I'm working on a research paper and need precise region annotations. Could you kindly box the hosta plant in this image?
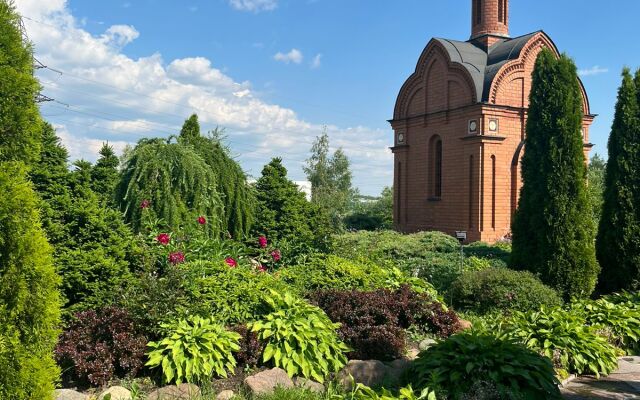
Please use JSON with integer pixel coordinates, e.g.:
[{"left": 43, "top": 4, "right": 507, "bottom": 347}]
[
  {"left": 249, "top": 291, "right": 349, "bottom": 382},
  {"left": 146, "top": 316, "right": 240, "bottom": 384},
  {"left": 410, "top": 332, "right": 561, "bottom": 399},
  {"left": 344, "top": 384, "right": 437, "bottom": 400},
  {"left": 570, "top": 298, "right": 640, "bottom": 353},
  {"left": 493, "top": 307, "right": 618, "bottom": 377}
]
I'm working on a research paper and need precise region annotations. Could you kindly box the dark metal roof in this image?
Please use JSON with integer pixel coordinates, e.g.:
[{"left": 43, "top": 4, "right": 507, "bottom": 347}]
[{"left": 433, "top": 31, "right": 542, "bottom": 102}]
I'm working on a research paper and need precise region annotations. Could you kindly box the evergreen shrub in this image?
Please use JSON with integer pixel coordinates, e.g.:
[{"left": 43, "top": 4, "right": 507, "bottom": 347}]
[
  {"left": 55, "top": 307, "right": 147, "bottom": 387},
  {"left": 0, "top": 162, "right": 61, "bottom": 399},
  {"left": 448, "top": 268, "right": 562, "bottom": 314}
]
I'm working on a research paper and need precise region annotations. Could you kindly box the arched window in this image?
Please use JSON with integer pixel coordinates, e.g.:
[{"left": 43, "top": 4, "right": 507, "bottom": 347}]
[
  {"left": 491, "top": 155, "right": 496, "bottom": 229},
  {"left": 499, "top": 0, "right": 507, "bottom": 23},
  {"left": 429, "top": 135, "right": 443, "bottom": 199}
]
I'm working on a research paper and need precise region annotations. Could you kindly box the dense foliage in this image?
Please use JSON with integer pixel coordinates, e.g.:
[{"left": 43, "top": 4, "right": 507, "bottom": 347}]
[
  {"left": 0, "top": 0, "right": 42, "bottom": 165},
  {"left": 0, "top": 162, "right": 61, "bottom": 399},
  {"left": 90, "top": 143, "right": 121, "bottom": 205},
  {"left": 448, "top": 267, "right": 562, "bottom": 314},
  {"left": 229, "top": 324, "right": 265, "bottom": 368},
  {"left": 55, "top": 307, "right": 147, "bottom": 387},
  {"left": 252, "top": 158, "right": 333, "bottom": 259},
  {"left": 146, "top": 316, "right": 240, "bottom": 384},
  {"left": 493, "top": 307, "right": 619, "bottom": 377},
  {"left": 117, "top": 138, "right": 223, "bottom": 236},
  {"left": 345, "top": 187, "right": 393, "bottom": 231},
  {"left": 511, "top": 49, "right": 598, "bottom": 300},
  {"left": 178, "top": 115, "right": 256, "bottom": 238},
  {"left": 311, "top": 286, "right": 460, "bottom": 360},
  {"left": 410, "top": 333, "right": 561, "bottom": 399},
  {"left": 596, "top": 68, "right": 640, "bottom": 293},
  {"left": 30, "top": 124, "right": 136, "bottom": 314},
  {"left": 587, "top": 154, "right": 606, "bottom": 231},
  {"left": 249, "top": 291, "right": 349, "bottom": 382}
]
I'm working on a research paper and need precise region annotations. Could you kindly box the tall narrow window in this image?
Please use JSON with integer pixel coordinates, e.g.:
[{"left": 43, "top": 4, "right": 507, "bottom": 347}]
[
  {"left": 491, "top": 155, "right": 496, "bottom": 229},
  {"left": 498, "top": 0, "right": 504, "bottom": 23},
  {"left": 428, "top": 135, "right": 443, "bottom": 199},
  {"left": 475, "top": 0, "right": 482, "bottom": 25},
  {"left": 504, "top": 0, "right": 508, "bottom": 24},
  {"left": 434, "top": 140, "right": 442, "bottom": 198},
  {"left": 469, "top": 155, "right": 474, "bottom": 228},
  {"left": 397, "top": 162, "right": 402, "bottom": 222}
]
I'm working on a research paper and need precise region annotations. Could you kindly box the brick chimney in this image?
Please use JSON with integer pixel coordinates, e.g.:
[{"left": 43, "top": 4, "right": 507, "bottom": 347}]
[{"left": 471, "top": 0, "right": 510, "bottom": 48}]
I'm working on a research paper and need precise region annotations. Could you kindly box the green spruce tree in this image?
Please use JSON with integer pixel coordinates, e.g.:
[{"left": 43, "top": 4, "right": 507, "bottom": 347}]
[
  {"left": 253, "top": 158, "right": 332, "bottom": 258},
  {"left": 178, "top": 115, "right": 255, "bottom": 238},
  {"left": 31, "top": 124, "right": 136, "bottom": 314},
  {"left": 0, "top": 0, "right": 42, "bottom": 165},
  {"left": 90, "top": 143, "right": 120, "bottom": 205},
  {"left": 0, "top": 163, "right": 60, "bottom": 399},
  {"left": 510, "top": 49, "right": 598, "bottom": 300},
  {"left": 596, "top": 68, "right": 640, "bottom": 293}
]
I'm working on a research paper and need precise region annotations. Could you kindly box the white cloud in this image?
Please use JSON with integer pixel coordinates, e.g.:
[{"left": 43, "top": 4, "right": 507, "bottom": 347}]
[
  {"left": 311, "top": 53, "right": 322, "bottom": 69},
  {"left": 578, "top": 65, "right": 609, "bottom": 77},
  {"left": 228, "top": 0, "right": 277, "bottom": 13},
  {"left": 14, "top": 0, "right": 392, "bottom": 194},
  {"left": 274, "top": 49, "right": 303, "bottom": 64}
]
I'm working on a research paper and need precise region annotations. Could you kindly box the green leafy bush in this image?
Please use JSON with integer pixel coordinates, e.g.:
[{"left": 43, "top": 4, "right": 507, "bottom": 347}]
[
  {"left": 344, "top": 384, "right": 436, "bottom": 400},
  {"left": 118, "top": 262, "right": 290, "bottom": 339},
  {"left": 0, "top": 162, "right": 61, "bottom": 399},
  {"left": 493, "top": 307, "right": 618, "bottom": 377},
  {"left": 146, "top": 316, "right": 240, "bottom": 384},
  {"left": 447, "top": 268, "right": 562, "bottom": 314},
  {"left": 410, "top": 333, "right": 561, "bottom": 399},
  {"left": 277, "top": 255, "right": 436, "bottom": 296},
  {"left": 249, "top": 291, "right": 349, "bottom": 382},
  {"left": 570, "top": 298, "right": 640, "bottom": 353}
]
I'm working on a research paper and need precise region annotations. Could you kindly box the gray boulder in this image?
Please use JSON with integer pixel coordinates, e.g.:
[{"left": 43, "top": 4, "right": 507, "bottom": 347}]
[
  {"left": 245, "top": 367, "right": 294, "bottom": 395},
  {"left": 216, "top": 390, "right": 235, "bottom": 400},
  {"left": 418, "top": 338, "right": 437, "bottom": 351},
  {"left": 147, "top": 384, "right": 201, "bottom": 400},
  {"left": 293, "top": 377, "right": 324, "bottom": 393},
  {"left": 54, "top": 389, "right": 87, "bottom": 400},
  {"left": 338, "top": 360, "right": 387, "bottom": 389},
  {"left": 98, "top": 386, "right": 131, "bottom": 400}
]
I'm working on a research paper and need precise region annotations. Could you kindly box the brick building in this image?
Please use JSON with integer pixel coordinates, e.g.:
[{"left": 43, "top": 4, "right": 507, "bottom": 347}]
[{"left": 390, "top": 0, "right": 594, "bottom": 243}]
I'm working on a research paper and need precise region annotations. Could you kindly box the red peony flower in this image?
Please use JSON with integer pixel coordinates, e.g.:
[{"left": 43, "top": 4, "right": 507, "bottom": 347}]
[
  {"left": 271, "top": 250, "right": 281, "bottom": 262},
  {"left": 257, "top": 264, "right": 267, "bottom": 272},
  {"left": 225, "top": 257, "right": 238, "bottom": 268},
  {"left": 258, "top": 236, "right": 268, "bottom": 248},
  {"left": 197, "top": 216, "right": 207, "bottom": 225},
  {"left": 168, "top": 252, "right": 185, "bottom": 265},
  {"left": 140, "top": 199, "right": 151, "bottom": 209},
  {"left": 156, "top": 233, "right": 170, "bottom": 245}
]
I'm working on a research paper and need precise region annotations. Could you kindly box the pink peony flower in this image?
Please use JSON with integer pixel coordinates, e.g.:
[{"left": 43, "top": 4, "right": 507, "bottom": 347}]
[
  {"left": 168, "top": 252, "right": 185, "bottom": 265},
  {"left": 197, "top": 216, "right": 207, "bottom": 225},
  {"left": 271, "top": 250, "right": 281, "bottom": 262},
  {"left": 140, "top": 199, "right": 151, "bottom": 209},
  {"left": 257, "top": 264, "right": 267, "bottom": 272},
  {"left": 225, "top": 257, "right": 238, "bottom": 268},
  {"left": 258, "top": 236, "right": 268, "bottom": 248},
  {"left": 156, "top": 233, "right": 170, "bottom": 245}
]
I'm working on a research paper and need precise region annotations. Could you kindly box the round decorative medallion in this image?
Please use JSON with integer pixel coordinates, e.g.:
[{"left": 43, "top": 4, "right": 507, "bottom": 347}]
[
  {"left": 469, "top": 120, "right": 477, "bottom": 133},
  {"left": 489, "top": 120, "right": 499, "bottom": 132},
  {"left": 397, "top": 133, "right": 405, "bottom": 143}
]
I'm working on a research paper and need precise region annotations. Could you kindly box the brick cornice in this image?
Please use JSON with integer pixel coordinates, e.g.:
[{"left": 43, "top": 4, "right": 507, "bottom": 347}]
[{"left": 460, "top": 134, "right": 507, "bottom": 142}]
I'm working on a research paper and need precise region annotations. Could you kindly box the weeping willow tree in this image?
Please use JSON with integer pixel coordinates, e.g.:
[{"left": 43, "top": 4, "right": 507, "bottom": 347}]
[
  {"left": 116, "top": 138, "right": 223, "bottom": 236},
  {"left": 178, "top": 114, "right": 256, "bottom": 238}
]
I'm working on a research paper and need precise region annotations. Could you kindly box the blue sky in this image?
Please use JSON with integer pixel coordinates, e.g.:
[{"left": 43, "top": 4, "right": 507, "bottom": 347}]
[{"left": 15, "top": 0, "right": 640, "bottom": 195}]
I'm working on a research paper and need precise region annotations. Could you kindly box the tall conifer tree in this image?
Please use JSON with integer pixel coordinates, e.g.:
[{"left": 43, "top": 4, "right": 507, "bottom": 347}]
[
  {"left": 596, "top": 68, "right": 640, "bottom": 292},
  {"left": 511, "top": 49, "right": 598, "bottom": 300},
  {"left": 91, "top": 143, "right": 120, "bottom": 204}
]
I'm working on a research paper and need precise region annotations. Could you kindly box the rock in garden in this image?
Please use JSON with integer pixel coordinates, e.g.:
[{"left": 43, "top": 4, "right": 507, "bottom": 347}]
[
  {"left": 245, "top": 367, "right": 294, "bottom": 395},
  {"left": 385, "top": 359, "right": 412, "bottom": 386},
  {"left": 419, "top": 338, "right": 437, "bottom": 351},
  {"left": 147, "top": 384, "right": 201, "bottom": 400},
  {"left": 293, "top": 377, "right": 324, "bottom": 393},
  {"left": 457, "top": 319, "right": 473, "bottom": 330},
  {"left": 98, "top": 386, "right": 132, "bottom": 400},
  {"left": 55, "top": 389, "right": 87, "bottom": 400},
  {"left": 338, "top": 360, "right": 387, "bottom": 389},
  {"left": 216, "top": 390, "right": 235, "bottom": 400}
]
